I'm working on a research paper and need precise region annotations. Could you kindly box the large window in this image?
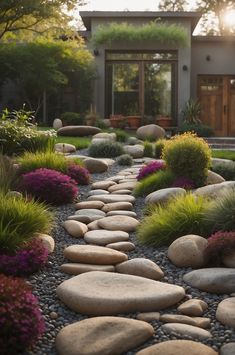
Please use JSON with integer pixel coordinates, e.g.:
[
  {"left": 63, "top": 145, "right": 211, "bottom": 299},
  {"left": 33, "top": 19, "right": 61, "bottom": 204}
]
[{"left": 105, "top": 51, "right": 177, "bottom": 119}]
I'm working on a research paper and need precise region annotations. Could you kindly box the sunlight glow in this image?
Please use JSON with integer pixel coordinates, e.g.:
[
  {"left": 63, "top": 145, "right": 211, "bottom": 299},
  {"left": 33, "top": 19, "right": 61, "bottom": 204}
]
[{"left": 223, "top": 9, "right": 235, "bottom": 27}]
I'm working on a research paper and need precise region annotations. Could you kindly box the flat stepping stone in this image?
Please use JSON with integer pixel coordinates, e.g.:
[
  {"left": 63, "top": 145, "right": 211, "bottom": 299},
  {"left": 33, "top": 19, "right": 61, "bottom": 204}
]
[
  {"left": 107, "top": 175, "right": 126, "bottom": 182},
  {"left": 56, "top": 271, "right": 185, "bottom": 315},
  {"left": 84, "top": 230, "right": 129, "bottom": 246},
  {"left": 110, "top": 189, "right": 132, "bottom": 195},
  {"left": 220, "top": 343, "right": 235, "bottom": 355},
  {"left": 137, "top": 312, "right": 160, "bottom": 322},
  {"left": 102, "top": 202, "right": 133, "bottom": 212},
  {"left": 178, "top": 299, "right": 208, "bottom": 316},
  {"left": 108, "top": 181, "right": 137, "bottom": 192},
  {"left": 216, "top": 297, "right": 235, "bottom": 328},
  {"left": 84, "top": 158, "right": 109, "bottom": 173},
  {"left": 64, "top": 245, "right": 128, "bottom": 265},
  {"left": 107, "top": 210, "right": 137, "bottom": 217},
  {"left": 161, "top": 323, "right": 212, "bottom": 340},
  {"left": 136, "top": 340, "right": 218, "bottom": 355},
  {"left": 88, "top": 189, "right": 110, "bottom": 196},
  {"left": 67, "top": 214, "right": 103, "bottom": 224},
  {"left": 55, "top": 316, "right": 154, "bottom": 355},
  {"left": 87, "top": 220, "right": 101, "bottom": 230},
  {"left": 75, "top": 209, "right": 106, "bottom": 217},
  {"left": 183, "top": 268, "right": 235, "bottom": 294},
  {"left": 57, "top": 125, "right": 101, "bottom": 137},
  {"left": 60, "top": 263, "right": 115, "bottom": 275},
  {"left": 63, "top": 220, "right": 88, "bottom": 238},
  {"left": 87, "top": 194, "right": 135, "bottom": 204},
  {"left": 115, "top": 258, "right": 164, "bottom": 280},
  {"left": 106, "top": 241, "right": 135, "bottom": 252},
  {"left": 160, "top": 314, "right": 211, "bottom": 329},
  {"left": 98, "top": 215, "right": 139, "bottom": 232},
  {"left": 75, "top": 200, "right": 105, "bottom": 210},
  {"left": 91, "top": 180, "right": 116, "bottom": 190}
]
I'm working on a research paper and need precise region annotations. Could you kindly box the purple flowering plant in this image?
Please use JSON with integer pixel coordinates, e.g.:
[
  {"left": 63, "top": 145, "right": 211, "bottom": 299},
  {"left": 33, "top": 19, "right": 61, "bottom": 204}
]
[
  {"left": 137, "top": 161, "right": 166, "bottom": 181},
  {"left": 67, "top": 164, "right": 90, "bottom": 185},
  {"left": 21, "top": 168, "right": 79, "bottom": 205},
  {"left": 204, "top": 231, "right": 235, "bottom": 266},
  {"left": 172, "top": 176, "right": 195, "bottom": 190},
  {"left": 0, "top": 274, "right": 45, "bottom": 354},
  {"left": 0, "top": 238, "right": 49, "bottom": 276}
]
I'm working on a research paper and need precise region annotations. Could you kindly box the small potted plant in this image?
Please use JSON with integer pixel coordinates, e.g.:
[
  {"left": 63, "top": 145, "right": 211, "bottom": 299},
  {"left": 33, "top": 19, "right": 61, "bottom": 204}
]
[
  {"left": 125, "top": 104, "right": 141, "bottom": 129},
  {"left": 156, "top": 114, "right": 172, "bottom": 128},
  {"left": 109, "top": 114, "right": 126, "bottom": 129}
]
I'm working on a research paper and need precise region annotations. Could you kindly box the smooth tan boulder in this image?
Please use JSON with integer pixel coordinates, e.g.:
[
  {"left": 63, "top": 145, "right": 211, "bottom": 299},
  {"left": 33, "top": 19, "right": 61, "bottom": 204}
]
[
  {"left": 136, "top": 124, "right": 165, "bottom": 140},
  {"left": 222, "top": 252, "right": 235, "bottom": 268},
  {"left": 106, "top": 241, "right": 135, "bottom": 252},
  {"left": 206, "top": 170, "right": 225, "bottom": 185},
  {"left": 35, "top": 233, "right": 55, "bottom": 253},
  {"left": 63, "top": 220, "right": 88, "bottom": 238},
  {"left": 57, "top": 125, "right": 101, "bottom": 136},
  {"left": 91, "top": 180, "right": 116, "bottom": 190},
  {"left": 216, "top": 297, "right": 235, "bottom": 328},
  {"left": 53, "top": 118, "right": 63, "bottom": 129},
  {"left": 116, "top": 258, "right": 164, "bottom": 280},
  {"left": 161, "top": 323, "right": 212, "bottom": 340},
  {"left": 167, "top": 235, "right": 208, "bottom": 268},
  {"left": 75, "top": 200, "right": 105, "bottom": 210},
  {"left": 88, "top": 194, "right": 135, "bottom": 203},
  {"left": 63, "top": 245, "right": 128, "bottom": 265},
  {"left": 84, "top": 230, "right": 129, "bottom": 246},
  {"left": 194, "top": 181, "right": 235, "bottom": 198},
  {"left": 183, "top": 268, "right": 235, "bottom": 294},
  {"left": 60, "top": 263, "right": 115, "bottom": 275},
  {"left": 177, "top": 299, "right": 208, "bottom": 316},
  {"left": 137, "top": 312, "right": 160, "bottom": 322},
  {"left": 56, "top": 271, "right": 185, "bottom": 315},
  {"left": 102, "top": 202, "right": 133, "bottom": 212},
  {"left": 123, "top": 144, "right": 144, "bottom": 158},
  {"left": 55, "top": 316, "right": 154, "bottom": 355},
  {"left": 108, "top": 181, "right": 137, "bottom": 192},
  {"left": 55, "top": 143, "right": 76, "bottom": 153},
  {"left": 160, "top": 314, "right": 210, "bottom": 328},
  {"left": 98, "top": 215, "right": 139, "bottom": 232},
  {"left": 136, "top": 340, "right": 218, "bottom": 355},
  {"left": 84, "top": 158, "right": 109, "bottom": 173},
  {"left": 145, "top": 188, "right": 186, "bottom": 205}
]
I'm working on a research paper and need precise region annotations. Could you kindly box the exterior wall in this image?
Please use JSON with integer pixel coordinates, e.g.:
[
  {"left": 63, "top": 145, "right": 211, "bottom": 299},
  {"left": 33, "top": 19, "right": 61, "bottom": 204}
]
[
  {"left": 191, "top": 38, "right": 235, "bottom": 98},
  {"left": 89, "top": 16, "right": 193, "bottom": 121}
]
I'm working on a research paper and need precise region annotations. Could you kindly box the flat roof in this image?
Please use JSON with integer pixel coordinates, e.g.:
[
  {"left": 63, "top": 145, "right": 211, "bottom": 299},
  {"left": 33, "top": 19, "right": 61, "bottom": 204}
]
[{"left": 80, "top": 11, "right": 202, "bottom": 32}]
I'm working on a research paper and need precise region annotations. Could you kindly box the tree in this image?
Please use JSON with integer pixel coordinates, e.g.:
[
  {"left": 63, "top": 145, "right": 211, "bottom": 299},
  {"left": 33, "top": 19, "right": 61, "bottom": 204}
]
[
  {"left": 0, "top": 0, "right": 86, "bottom": 40},
  {"left": 196, "top": 0, "right": 235, "bottom": 35},
  {"left": 158, "top": 0, "right": 188, "bottom": 11}
]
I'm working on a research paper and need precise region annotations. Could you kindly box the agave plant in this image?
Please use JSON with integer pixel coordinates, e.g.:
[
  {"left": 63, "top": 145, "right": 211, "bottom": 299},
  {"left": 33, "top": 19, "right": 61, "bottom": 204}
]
[{"left": 182, "top": 98, "right": 201, "bottom": 124}]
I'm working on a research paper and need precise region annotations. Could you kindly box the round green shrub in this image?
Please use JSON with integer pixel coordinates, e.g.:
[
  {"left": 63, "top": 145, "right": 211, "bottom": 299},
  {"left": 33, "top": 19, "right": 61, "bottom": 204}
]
[
  {"left": 143, "top": 141, "right": 154, "bottom": 157},
  {"left": 88, "top": 141, "right": 124, "bottom": 158},
  {"left": 154, "top": 139, "right": 167, "bottom": 159},
  {"left": 61, "top": 112, "right": 84, "bottom": 125},
  {"left": 162, "top": 132, "right": 211, "bottom": 187},
  {"left": 116, "top": 154, "right": 133, "bottom": 166}
]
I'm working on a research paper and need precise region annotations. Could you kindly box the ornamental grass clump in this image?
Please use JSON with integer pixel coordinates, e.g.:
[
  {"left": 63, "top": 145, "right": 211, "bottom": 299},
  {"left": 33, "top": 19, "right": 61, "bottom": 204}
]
[
  {"left": 116, "top": 154, "right": 133, "bottom": 166},
  {"left": 0, "top": 238, "right": 49, "bottom": 276},
  {"left": 162, "top": 132, "right": 211, "bottom": 187},
  {"left": 134, "top": 169, "right": 175, "bottom": 196},
  {"left": 143, "top": 141, "right": 154, "bottom": 157},
  {"left": 0, "top": 192, "right": 53, "bottom": 253},
  {"left": 0, "top": 274, "right": 45, "bottom": 354},
  {"left": 154, "top": 139, "right": 167, "bottom": 159},
  {"left": 204, "top": 231, "right": 235, "bottom": 266},
  {"left": 137, "top": 193, "right": 209, "bottom": 247},
  {"left": 88, "top": 141, "right": 124, "bottom": 158},
  {"left": 137, "top": 161, "right": 166, "bottom": 181},
  {"left": 21, "top": 168, "right": 79, "bottom": 205}
]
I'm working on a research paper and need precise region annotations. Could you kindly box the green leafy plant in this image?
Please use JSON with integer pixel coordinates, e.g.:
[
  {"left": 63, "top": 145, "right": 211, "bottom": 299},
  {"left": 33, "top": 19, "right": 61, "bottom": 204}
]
[
  {"left": 61, "top": 112, "right": 84, "bottom": 126},
  {"left": 88, "top": 141, "right": 124, "bottom": 158},
  {"left": 177, "top": 123, "right": 214, "bottom": 137},
  {"left": 134, "top": 169, "right": 175, "bottom": 196},
  {"left": 116, "top": 154, "right": 133, "bottom": 166},
  {"left": 1, "top": 105, "right": 34, "bottom": 126},
  {"left": 0, "top": 192, "right": 53, "bottom": 252},
  {"left": 0, "top": 154, "right": 18, "bottom": 193},
  {"left": 143, "top": 141, "right": 154, "bottom": 157},
  {"left": 182, "top": 98, "right": 201, "bottom": 124},
  {"left": 137, "top": 193, "right": 209, "bottom": 247},
  {"left": 92, "top": 22, "right": 189, "bottom": 47},
  {"left": 154, "top": 139, "right": 167, "bottom": 158},
  {"left": 162, "top": 132, "right": 211, "bottom": 187}
]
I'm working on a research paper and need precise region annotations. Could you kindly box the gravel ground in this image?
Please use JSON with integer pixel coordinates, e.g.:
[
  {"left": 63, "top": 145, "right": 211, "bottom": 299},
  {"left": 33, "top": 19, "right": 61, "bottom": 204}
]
[{"left": 25, "top": 152, "right": 235, "bottom": 355}]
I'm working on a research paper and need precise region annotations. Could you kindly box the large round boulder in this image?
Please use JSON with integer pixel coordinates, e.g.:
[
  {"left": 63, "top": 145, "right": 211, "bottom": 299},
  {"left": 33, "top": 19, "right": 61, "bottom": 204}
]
[
  {"left": 53, "top": 118, "right": 63, "bottom": 129},
  {"left": 57, "top": 125, "right": 101, "bottom": 137},
  {"left": 123, "top": 144, "right": 144, "bottom": 158},
  {"left": 145, "top": 187, "right": 186, "bottom": 205},
  {"left": 136, "top": 124, "right": 165, "bottom": 140}
]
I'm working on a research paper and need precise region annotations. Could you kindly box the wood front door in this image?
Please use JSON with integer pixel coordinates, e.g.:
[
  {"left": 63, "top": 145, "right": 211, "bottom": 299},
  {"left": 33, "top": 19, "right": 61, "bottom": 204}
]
[{"left": 198, "top": 75, "right": 235, "bottom": 136}]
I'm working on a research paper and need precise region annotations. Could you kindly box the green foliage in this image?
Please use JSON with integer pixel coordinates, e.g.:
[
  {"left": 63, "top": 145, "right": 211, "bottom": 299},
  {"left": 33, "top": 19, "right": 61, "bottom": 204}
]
[
  {"left": 137, "top": 193, "right": 209, "bottom": 247},
  {"left": 0, "top": 155, "right": 18, "bottom": 193},
  {"left": 134, "top": 169, "right": 175, "bottom": 197},
  {"left": 61, "top": 112, "right": 84, "bottom": 125},
  {"left": 111, "top": 129, "right": 129, "bottom": 143},
  {"left": 116, "top": 154, "right": 133, "bottom": 166},
  {"left": 0, "top": 192, "right": 53, "bottom": 252},
  {"left": 203, "top": 188, "right": 235, "bottom": 234},
  {"left": 211, "top": 163, "right": 235, "bottom": 181},
  {"left": 92, "top": 22, "right": 189, "bottom": 47},
  {"left": 212, "top": 150, "right": 235, "bottom": 162},
  {"left": 182, "top": 98, "right": 201, "bottom": 124},
  {"left": 55, "top": 136, "right": 91, "bottom": 149},
  {"left": 154, "top": 139, "right": 167, "bottom": 158},
  {"left": 162, "top": 132, "right": 211, "bottom": 187},
  {"left": 178, "top": 123, "right": 214, "bottom": 137},
  {"left": 88, "top": 141, "right": 124, "bottom": 158},
  {"left": 143, "top": 141, "right": 154, "bottom": 157}
]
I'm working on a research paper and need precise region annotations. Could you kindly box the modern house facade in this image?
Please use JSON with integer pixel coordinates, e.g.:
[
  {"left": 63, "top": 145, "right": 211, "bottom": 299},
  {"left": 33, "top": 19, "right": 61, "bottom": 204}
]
[{"left": 80, "top": 11, "right": 235, "bottom": 136}]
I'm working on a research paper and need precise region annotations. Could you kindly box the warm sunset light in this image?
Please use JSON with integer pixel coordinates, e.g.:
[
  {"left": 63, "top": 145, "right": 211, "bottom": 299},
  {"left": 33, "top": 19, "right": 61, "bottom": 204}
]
[{"left": 223, "top": 9, "right": 235, "bottom": 28}]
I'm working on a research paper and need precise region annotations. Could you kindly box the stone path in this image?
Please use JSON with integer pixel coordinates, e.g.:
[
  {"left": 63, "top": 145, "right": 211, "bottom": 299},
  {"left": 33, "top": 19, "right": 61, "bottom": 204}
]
[{"left": 54, "top": 161, "right": 235, "bottom": 355}]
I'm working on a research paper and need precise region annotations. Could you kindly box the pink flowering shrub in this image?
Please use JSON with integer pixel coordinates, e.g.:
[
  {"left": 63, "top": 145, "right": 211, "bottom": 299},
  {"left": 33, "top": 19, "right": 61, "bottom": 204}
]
[
  {"left": 137, "top": 161, "right": 165, "bottom": 181},
  {"left": 0, "top": 238, "right": 49, "bottom": 276},
  {"left": 204, "top": 231, "right": 235, "bottom": 266},
  {"left": 172, "top": 176, "right": 195, "bottom": 190},
  {"left": 0, "top": 274, "right": 45, "bottom": 354},
  {"left": 67, "top": 164, "right": 90, "bottom": 185},
  {"left": 21, "top": 168, "right": 79, "bottom": 205}
]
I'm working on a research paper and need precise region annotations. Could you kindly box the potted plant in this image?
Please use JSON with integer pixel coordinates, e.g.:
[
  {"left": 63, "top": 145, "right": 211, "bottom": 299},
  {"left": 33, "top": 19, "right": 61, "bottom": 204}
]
[
  {"left": 156, "top": 114, "right": 172, "bottom": 128},
  {"left": 85, "top": 105, "right": 97, "bottom": 126},
  {"left": 125, "top": 104, "right": 141, "bottom": 129},
  {"left": 109, "top": 114, "right": 126, "bottom": 129}
]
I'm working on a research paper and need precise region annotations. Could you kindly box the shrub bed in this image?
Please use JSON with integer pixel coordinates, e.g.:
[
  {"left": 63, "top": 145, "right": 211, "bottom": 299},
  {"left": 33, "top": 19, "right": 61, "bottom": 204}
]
[
  {"left": 134, "top": 169, "right": 174, "bottom": 197},
  {"left": 88, "top": 141, "right": 124, "bottom": 158}
]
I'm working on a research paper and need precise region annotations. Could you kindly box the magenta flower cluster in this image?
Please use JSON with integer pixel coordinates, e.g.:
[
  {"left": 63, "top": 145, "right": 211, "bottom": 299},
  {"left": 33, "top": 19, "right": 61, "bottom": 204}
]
[
  {"left": 0, "top": 238, "right": 49, "bottom": 277},
  {"left": 204, "top": 231, "right": 235, "bottom": 266},
  {"left": 67, "top": 164, "right": 90, "bottom": 185},
  {"left": 137, "top": 161, "right": 166, "bottom": 181},
  {"left": 0, "top": 274, "right": 45, "bottom": 354},
  {"left": 21, "top": 168, "right": 79, "bottom": 205},
  {"left": 172, "top": 176, "right": 195, "bottom": 190}
]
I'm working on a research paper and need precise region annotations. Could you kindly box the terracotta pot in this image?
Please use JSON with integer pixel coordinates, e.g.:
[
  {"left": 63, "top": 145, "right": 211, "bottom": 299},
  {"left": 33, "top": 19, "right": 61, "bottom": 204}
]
[
  {"left": 126, "top": 115, "right": 141, "bottom": 129},
  {"left": 156, "top": 116, "right": 172, "bottom": 128},
  {"left": 110, "top": 115, "right": 125, "bottom": 129}
]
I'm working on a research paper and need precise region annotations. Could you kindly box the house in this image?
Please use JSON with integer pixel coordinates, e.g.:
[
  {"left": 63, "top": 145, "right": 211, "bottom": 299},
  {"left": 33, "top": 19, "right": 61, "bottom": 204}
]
[{"left": 80, "top": 11, "right": 235, "bottom": 136}]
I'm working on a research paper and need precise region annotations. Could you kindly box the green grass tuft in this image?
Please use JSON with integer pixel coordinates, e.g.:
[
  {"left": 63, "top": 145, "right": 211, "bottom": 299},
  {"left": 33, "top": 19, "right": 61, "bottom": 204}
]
[{"left": 134, "top": 169, "right": 175, "bottom": 197}]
